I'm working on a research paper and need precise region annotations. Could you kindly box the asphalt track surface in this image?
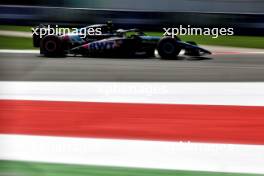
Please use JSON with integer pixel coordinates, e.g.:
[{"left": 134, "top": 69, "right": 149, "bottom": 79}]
[{"left": 1, "top": 47, "right": 264, "bottom": 81}]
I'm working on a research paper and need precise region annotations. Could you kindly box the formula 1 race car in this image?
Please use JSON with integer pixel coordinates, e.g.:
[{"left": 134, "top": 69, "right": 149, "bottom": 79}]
[{"left": 32, "top": 23, "right": 211, "bottom": 59}]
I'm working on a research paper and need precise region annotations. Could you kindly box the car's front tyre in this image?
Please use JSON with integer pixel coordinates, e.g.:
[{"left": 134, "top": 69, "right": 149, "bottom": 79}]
[{"left": 157, "top": 37, "right": 181, "bottom": 59}]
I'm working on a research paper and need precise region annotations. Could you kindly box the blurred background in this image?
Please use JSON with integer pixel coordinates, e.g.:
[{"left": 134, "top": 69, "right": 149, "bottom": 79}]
[
  {"left": 1, "top": 0, "right": 264, "bottom": 12},
  {"left": 0, "top": 0, "right": 264, "bottom": 35}
]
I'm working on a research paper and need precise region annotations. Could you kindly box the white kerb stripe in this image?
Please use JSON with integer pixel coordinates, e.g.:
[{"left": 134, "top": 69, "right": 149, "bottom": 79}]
[
  {"left": 0, "top": 134, "right": 264, "bottom": 174},
  {"left": 0, "top": 82, "right": 264, "bottom": 106}
]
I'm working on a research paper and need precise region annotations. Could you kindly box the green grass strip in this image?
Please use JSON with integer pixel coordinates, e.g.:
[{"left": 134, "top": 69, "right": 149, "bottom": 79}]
[
  {"left": 0, "top": 36, "right": 34, "bottom": 49},
  {"left": 0, "top": 160, "right": 263, "bottom": 176},
  {"left": 0, "top": 25, "right": 32, "bottom": 32}
]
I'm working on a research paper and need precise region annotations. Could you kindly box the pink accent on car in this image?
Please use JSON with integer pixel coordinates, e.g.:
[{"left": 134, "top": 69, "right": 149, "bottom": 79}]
[{"left": 82, "top": 44, "right": 89, "bottom": 49}]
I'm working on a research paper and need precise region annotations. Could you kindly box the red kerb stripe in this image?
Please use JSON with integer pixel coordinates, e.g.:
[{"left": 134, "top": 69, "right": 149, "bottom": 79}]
[{"left": 1, "top": 100, "right": 264, "bottom": 144}]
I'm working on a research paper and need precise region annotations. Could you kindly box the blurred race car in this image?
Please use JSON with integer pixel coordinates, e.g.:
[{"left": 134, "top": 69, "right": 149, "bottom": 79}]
[{"left": 32, "top": 22, "right": 211, "bottom": 59}]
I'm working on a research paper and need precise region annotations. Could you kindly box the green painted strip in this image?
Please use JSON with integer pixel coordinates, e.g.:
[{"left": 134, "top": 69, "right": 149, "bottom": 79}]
[
  {"left": 0, "top": 25, "right": 32, "bottom": 32},
  {"left": 0, "top": 160, "right": 263, "bottom": 176},
  {"left": 0, "top": 36, "right": 34, "bottom": 49}
]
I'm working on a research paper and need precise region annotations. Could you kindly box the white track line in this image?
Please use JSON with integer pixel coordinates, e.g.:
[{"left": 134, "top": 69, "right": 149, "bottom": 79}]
[
  {"left": 0, "top": 82, "right": 264, "bottom": 106},
  {"left": 204, "top": 45, "right": 264, "bottom": 54},
  {"left": 0, "top": 30, "right": 31, "bottom": 38},
  {"left": 212, "top": 51, "right": 264, "bottom": 55},
  {"left": 0, "top": 134, "right": 264, "bottom": 174},
  {"left": 0, "top": 49, "right": 38, "bottom": 54}
]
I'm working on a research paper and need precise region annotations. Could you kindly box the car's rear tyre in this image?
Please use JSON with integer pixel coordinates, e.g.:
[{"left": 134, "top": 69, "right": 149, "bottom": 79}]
[
  {"left": 157, "top": 37, "right": 181, "bottom": 59},
  {"left": 40, "top": 35, "right": 64, "bottom": 57}
]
